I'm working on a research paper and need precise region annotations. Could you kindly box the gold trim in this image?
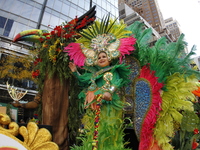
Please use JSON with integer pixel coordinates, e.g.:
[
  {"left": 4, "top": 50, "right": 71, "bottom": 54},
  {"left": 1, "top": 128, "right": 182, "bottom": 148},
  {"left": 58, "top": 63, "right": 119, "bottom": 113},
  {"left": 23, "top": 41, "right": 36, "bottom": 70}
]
[{"left": 0, "top": 113, "right": 59, "bottom": 150}]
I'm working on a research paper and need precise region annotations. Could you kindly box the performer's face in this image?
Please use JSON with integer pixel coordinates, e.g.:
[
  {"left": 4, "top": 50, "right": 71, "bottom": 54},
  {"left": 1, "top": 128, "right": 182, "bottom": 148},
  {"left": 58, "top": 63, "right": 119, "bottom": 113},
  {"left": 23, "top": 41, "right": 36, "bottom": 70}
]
[{"left": 97, "top": 52, "right": 110, "bottom": 67}]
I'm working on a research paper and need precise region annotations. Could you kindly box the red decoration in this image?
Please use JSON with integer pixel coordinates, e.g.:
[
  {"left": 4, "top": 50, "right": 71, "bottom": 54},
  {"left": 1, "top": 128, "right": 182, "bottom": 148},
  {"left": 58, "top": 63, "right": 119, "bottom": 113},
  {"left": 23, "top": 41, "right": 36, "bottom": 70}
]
[
  {"left": 33, "top": 58, "right": 42, "bottom": 66},
  {"left": 92, "top": 94, "right": 102, "bottom": 150},
  {"left": 194, "top": 128, "right": 199, "bottom": 134},
  {"left": 32, "top": 70, "right": 40, "bottom": 78},
  {"left": 192, "top": 139, "right": 199, "bottom": 149}
]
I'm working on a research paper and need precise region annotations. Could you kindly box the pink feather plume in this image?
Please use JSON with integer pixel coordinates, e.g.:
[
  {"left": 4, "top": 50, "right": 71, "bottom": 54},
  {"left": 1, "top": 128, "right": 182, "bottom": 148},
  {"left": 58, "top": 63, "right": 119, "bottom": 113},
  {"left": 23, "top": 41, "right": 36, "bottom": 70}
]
[
  {"left": 118, "top": 36, "right": 137, "bottom": 63},
  {"left": 63, "top": 43, "right": 86, "bottom": 67}
]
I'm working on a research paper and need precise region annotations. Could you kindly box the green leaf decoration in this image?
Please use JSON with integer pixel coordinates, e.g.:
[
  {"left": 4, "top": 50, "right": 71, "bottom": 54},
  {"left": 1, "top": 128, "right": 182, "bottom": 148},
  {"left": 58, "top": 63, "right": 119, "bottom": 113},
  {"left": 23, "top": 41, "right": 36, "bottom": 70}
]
[{"left": 181, "top": 110, "right": 199, "bottom": 132}]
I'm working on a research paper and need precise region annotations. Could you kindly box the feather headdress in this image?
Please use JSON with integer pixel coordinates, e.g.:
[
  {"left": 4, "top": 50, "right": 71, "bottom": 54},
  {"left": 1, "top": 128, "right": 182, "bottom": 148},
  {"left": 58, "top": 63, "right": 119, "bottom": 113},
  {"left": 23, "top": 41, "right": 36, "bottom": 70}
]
[{"left": 63, "top": 14, "right": 137, "bottom": 67}]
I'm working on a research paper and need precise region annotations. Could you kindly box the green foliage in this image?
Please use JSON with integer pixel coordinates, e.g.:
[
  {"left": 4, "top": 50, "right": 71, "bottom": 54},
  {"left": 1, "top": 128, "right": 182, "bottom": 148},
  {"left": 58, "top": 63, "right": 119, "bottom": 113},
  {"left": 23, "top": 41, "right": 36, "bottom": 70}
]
[
  {"left": 68, "top": 76, "right": 83, "bottom": 146},
  {"left": 172, "top": 110, "right": 200, "bottom": 150},
  {"left": 6, "top": 103, "right": 12, "bottom": 119},
  {"left": 181, "top": 110, "right": 199, "bottom": 132},
  {"left": 0, "top": 53, "right": 33, "bottom": 80},
  {"left": 128, "top": 22, "right": 200, "bottom": 86}
]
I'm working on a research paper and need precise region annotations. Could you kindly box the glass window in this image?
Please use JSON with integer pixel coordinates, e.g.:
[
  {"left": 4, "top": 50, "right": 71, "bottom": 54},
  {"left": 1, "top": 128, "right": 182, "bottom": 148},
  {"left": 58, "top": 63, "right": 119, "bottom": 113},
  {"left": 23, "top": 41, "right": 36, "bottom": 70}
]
[
  {"left": 29, "top": 21, "right": 37, "bottom": 28},
  {"left": 47, "top": 0, "right": 55, "bottom": 8},
  {"left": 96, "top": 6, "right": 102, "bottom": 18},
  {"left": 3, "top": 19, "right": 14, "bottom": 37},
  {"left": 115, "top": 10, "right": 119, "bottom": 17},
  {"left": 63, "top": 0, "right": 70, "bottom": 5},
  {"left": 84, "top": 1, "right": 90, "bottom": 10},
  {"left": 69, "top": 6, "right": 77, "bottom": 18},
  {"left": 60, "top": 14, "right": 70, "bottom": 23},
  {"left": 72, "top": 0, "right": 78, "bottom": 5},
  {"left": 61, "top": 3, "right": 70, "bottom": 15},
  {"left": 1, "top": 0, "right": 12, "bottom": 12},
  {"left": 70, "top": 2, "right": 78, "bottom": 9},
  {"left": 0, "top": 28, "right": 4, "bottom": 35},
  {"left": 49, "top": 15, "right": 59, "bottom": 27},
  {"left": 33, "top": 0, "right": 45, "bottom": 4},
  {"left": 110, "top": 0, "right": 115, "bottom": 4},
  {"left": 114, "top": 0, "right": 118, "bottom": 7},
  {"left": 34, "top": 2, "right": 43, "bottom": 9},
  {"left": 96, "top": 0, "right": 101, "bottom": 6},
  {"left": 9, "top": 13, "right": 18, "bottom": 20},
  {"left": 0, "top": 0, "right": 6, "bottom": 9},
  {"left": 59, "top": 18, "right": 65, "bottom": 25},
  {"left": 17, "top": 17, "right": 28, "bottom": 25},
  {"left": 101, "top": 8, "right": 107, "bottom": 17},
  {"left": 45, "top": 7, "right": 52, "bottom": 13},
  {"left": 78, "top": 0, "right": 85, "bottom": 8},
  {"left": 77, "top": 10, "right": 84, "bottom": 18},
  {"left": 53, "top": 0, "right": 62, "bottom": 11},
  {"left": 20, "top": 4, "right": 33, "bottom": 19},
  {"left": 9, "top": 1, "right": 24, "bottom": 16},
  {"left": 30, "top": 7, "right": 40, "bottom": 22},
  {"left": 52, "top": 10, "right": 60, "bottom": 17},
  {"left": 110, "top": 5, "right": 116, "bottom": 15},
  {"left": 0, "top": 16, "right": 7, "bottom": 28},
  {"left": 41, "top": 12, "right": 51, "bottom": 26},
  {"left": 106, "top": 3, "right": 111, "bottom": 11},
  {"left": 102, "top": 0, "right": 106, "bottom": 8}
]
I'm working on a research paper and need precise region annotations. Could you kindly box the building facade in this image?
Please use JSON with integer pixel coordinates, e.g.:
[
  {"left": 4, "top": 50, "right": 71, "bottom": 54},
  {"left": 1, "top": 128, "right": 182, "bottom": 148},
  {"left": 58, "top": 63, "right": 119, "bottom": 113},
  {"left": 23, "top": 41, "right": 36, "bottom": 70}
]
[
  {"left": 165, "top": 17, "right": 182, "bottom": 41},
  {"left": 119, "top": 0, "right": 176, "bottom": 42},
  {"left": 122, "top": 0, "right": 165, "bottom": 31},
  {"left": 0, "top": 0, "right": 119, "bottom": 122}
]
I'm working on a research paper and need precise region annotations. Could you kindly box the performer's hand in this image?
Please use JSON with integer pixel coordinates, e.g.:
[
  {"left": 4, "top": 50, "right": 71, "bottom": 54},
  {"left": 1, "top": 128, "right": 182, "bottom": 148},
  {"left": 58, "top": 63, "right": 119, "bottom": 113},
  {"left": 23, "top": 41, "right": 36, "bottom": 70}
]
[
  {"left": 11, "top": 101, "right": 21, "bottom": 107},
  {"left": 69, "top": 62, "right": 77, "bottom": 72},
  {"left": 103, "top": 92, "right": 112, "bottom": 101}
]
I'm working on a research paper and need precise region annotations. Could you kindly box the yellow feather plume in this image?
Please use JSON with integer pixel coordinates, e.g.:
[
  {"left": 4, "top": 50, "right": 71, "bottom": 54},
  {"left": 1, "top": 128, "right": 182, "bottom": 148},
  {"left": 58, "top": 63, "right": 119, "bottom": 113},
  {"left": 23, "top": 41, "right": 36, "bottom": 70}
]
[{"left": 153, "top": 73, "right": 198, "bottom": 150}]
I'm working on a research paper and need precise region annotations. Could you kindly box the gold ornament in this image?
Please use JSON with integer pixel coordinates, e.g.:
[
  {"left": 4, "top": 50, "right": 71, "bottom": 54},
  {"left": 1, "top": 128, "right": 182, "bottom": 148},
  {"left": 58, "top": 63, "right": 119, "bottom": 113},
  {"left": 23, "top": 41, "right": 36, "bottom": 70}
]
[{"left": 0, "top": 113, "right": 59, "bottom": 150}]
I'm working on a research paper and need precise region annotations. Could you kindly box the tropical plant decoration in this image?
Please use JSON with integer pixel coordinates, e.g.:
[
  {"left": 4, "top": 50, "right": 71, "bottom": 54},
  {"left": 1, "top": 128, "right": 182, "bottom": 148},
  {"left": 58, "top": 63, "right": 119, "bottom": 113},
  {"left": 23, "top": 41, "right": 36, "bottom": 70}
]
[
  {"left": 30, "top": 16, "right": 95, "bottom": 91},
  {"left": 12, "top": 8, "right": 96, "bottom": 146}
]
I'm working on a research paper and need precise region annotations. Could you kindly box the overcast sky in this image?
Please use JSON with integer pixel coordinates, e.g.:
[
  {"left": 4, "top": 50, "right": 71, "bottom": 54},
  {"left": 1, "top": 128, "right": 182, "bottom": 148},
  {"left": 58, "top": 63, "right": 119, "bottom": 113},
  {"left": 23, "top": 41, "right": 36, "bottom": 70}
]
[{"left": 157, "top": 0, "right": 200, "bottom": 57}]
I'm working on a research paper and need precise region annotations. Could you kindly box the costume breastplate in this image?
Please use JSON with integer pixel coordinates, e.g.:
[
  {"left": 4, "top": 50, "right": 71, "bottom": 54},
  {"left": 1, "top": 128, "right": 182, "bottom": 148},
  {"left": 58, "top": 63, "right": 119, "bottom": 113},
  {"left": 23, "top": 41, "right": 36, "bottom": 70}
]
[{"left": 88, "top": 66, "right": 113, "bottom": 91}]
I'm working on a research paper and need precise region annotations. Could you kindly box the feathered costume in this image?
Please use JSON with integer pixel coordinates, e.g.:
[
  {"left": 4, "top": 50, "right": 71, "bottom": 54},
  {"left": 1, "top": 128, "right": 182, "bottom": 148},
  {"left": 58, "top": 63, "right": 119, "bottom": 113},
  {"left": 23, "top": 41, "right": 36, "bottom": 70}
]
[
  {"left": 64, "top": 15, "right": 137, "bottom": 150},
  {"left": 13, "top": 8, "right": 200, "bottom": 149},
  {"left": 126, "top": 22, "right": 200, "bottom": 150},
  {"left": 64, "top": 16, "right": 200, "bottom": 150}
]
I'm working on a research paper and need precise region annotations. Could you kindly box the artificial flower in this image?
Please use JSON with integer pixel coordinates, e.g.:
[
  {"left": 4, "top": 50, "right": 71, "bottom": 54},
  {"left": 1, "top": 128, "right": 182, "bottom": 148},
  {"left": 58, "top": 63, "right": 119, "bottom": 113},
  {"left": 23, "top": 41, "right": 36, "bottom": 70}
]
[
  {"left": 194, "top": 128, "right": 199, "bottom": 134},
  {"left": 33, "top": 58, "right": 42, "bottom": 66},
  {"left": 192, "top": 139, "right": 199, "bottom": 149},
  {"left": 32, "top": 70, "right": 40, "bottom": 78}
]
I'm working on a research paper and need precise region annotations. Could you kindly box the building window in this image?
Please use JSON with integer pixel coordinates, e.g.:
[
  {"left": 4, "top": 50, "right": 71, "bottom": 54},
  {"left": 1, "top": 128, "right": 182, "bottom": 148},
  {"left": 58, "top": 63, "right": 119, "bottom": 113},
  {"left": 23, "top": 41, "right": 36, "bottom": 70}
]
[
  {"left": 3, "top": 19, "right": 14, "bottom": 37},
  {"left": 155, "top": 19, "right": 159, "bottom": 22},
  {"left": 0, "top": 16, "right": 6, "bottom": 29}
]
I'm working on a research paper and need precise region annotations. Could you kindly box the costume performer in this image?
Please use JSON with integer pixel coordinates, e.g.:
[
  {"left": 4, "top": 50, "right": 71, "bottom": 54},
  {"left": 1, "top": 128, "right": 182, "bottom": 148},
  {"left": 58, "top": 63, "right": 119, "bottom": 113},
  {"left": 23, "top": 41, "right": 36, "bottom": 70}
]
[{"left": 64, "top": 16, "right": 136, "bottom": 150}]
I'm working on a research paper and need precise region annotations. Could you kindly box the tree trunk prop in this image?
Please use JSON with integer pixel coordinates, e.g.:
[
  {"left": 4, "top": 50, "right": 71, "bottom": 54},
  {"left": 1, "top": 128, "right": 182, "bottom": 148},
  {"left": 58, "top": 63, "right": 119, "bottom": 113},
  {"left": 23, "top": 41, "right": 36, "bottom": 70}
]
[{"left": 42, "top": 74, "right": 69, "bottom": 150}]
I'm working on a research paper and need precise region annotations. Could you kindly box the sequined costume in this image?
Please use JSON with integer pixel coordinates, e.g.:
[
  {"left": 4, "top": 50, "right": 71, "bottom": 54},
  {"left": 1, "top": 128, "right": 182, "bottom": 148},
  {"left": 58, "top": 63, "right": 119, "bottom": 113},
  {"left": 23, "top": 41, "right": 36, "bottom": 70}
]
[
  {"left": 71, "top": 64, "right": 131, "bottom": 150},
  {"left": 64, "top": 16, "right": 136, "bottom": 149}
]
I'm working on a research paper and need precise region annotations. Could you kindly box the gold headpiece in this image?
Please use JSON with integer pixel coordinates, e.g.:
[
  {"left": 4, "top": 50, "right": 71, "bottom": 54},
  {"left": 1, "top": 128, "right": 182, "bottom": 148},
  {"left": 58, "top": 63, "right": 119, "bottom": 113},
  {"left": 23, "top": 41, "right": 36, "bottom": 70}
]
[
  {"left": 64, "top": 15, "right": 136, "bottom": 67},
  {"left": 81, "top": 34, "right": 120, "bottom": 66}
]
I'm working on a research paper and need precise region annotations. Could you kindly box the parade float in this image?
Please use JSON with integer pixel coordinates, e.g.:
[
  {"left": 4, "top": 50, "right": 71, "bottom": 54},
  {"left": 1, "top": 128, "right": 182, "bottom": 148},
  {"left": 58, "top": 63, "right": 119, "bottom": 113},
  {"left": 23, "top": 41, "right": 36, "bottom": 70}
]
[{"left": 4, "top": 6, "right": 200, "bottom": 150}]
